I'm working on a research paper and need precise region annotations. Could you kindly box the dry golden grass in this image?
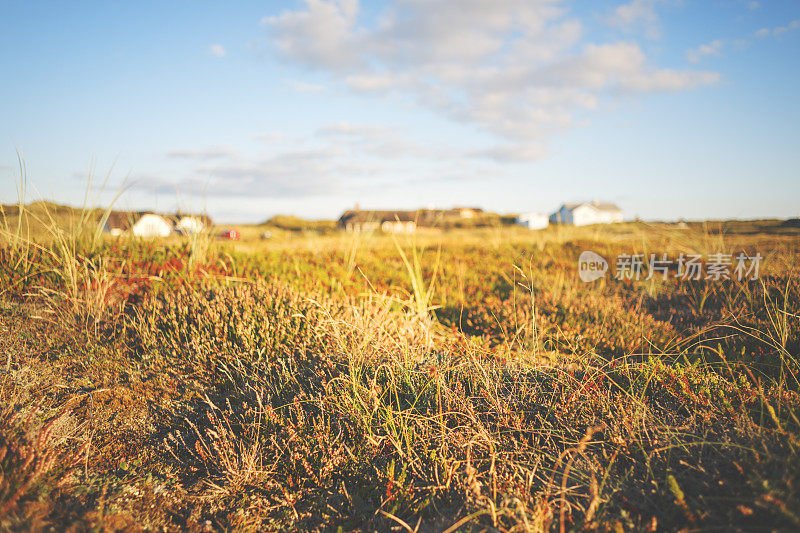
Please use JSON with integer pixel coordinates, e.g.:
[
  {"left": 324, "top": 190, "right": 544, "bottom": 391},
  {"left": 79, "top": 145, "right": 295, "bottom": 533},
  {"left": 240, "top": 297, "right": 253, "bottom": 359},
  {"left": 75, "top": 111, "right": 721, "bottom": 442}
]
[{"left": 1, "top": 200, "right": 799, "bottom": 531}]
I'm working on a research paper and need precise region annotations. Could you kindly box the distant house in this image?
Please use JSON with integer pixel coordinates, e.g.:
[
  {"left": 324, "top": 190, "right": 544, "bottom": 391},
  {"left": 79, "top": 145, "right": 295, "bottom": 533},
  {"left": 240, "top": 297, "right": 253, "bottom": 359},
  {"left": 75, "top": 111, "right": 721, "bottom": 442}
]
[
  {"left": 219, "top": 228, "right": 240, "bottom": 240},
  {"left": 550, "top": 201, "right": 623, "bottom": 226},
  {"left": 381, "top": 219, "right": 417, "bottom": 233},
  {"left": 338, "top": 206, "right": 485, "bottom": 233},
  {"left": 104, "top": 211, "right": 212, "bottom": 237},
  {"left": 339, "top": 210, "right": 417, "bottom": 234},
  {"left": 104, "top": 212, "right": 132, "bottom": 236},
  {"left": 132, "top": 213, "right": 174, "bottom": 237},
  {"left": 104, "top": 212, "right": 174, "bottom": 238},
  {"left": 446, "top": 207, "right": 483, "bottom": 219},
  {"left": 175, "top": 214, "right": 212, "bottom": 235},
  {"left": 517, "top": 212, "right": 549, "bottom": 230},
  {"left": 338, "top": 206, "right": 484, "bottom": 233}
]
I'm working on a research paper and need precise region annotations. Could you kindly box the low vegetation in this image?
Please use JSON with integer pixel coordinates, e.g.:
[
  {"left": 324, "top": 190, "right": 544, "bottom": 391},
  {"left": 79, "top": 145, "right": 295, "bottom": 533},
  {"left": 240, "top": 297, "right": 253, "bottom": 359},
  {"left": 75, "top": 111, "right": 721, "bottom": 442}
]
[{"left": 1, "top": 201, "right": 799, "bottom": 531}]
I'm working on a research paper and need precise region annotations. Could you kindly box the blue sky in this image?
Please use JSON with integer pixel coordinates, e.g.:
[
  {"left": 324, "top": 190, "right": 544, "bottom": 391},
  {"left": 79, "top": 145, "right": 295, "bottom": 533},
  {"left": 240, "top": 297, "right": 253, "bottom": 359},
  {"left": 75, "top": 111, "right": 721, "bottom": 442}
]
[{"left": 1, "top": 0, "right": 798, "bottom": 222}]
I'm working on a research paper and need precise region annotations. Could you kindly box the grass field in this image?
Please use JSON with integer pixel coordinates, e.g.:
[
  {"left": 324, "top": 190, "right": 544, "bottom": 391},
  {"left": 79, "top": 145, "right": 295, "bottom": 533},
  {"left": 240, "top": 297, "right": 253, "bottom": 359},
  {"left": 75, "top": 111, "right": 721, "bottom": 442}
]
[{"left": 1, "top": 205, "right": 799, "bottom": 531}]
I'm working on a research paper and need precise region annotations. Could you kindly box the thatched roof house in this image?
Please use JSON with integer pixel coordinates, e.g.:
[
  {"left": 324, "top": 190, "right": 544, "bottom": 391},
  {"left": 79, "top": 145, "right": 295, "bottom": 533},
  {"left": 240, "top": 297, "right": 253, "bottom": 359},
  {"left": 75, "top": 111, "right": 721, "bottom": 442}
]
[
  {"left": 104, "top": 211, "right": 213, "bottom": 237},
  {"left": 338, "top": 207, "right": 484, "bottom": 233}
]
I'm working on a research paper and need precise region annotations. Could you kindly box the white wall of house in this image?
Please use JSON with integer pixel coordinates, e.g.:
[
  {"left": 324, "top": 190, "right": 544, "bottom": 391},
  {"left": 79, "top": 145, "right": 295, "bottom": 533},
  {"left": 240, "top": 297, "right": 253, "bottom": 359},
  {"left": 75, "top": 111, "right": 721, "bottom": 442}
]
[
  {"left": 572, "top": 204, "right": 599, "bottom": 226},
  {"left": 581, "top": 206, "right": 623, "bottom": 225},
  {"left": 381, "top": 220, "right": 416, "bottom": 233},
  {"left": 104, "top": 224, "right": 124, "bottom": 236},
  {"left": 555, "top": 203, "right": 623, "bottom": 226},
  {"left": 346, "top": 221, "right": 380, "bottom": 232},
  {"left": 594, "top": 208, "right": 623, "bottom": 224},
  {"left": 132, "top": 214, "right": 173, "bottom": 238},
  {"left": 517, "top": 212, "right": 549, "bottom": 230},
  {"left": 176, "top": 216, "right": 205, "bottom": 235}
]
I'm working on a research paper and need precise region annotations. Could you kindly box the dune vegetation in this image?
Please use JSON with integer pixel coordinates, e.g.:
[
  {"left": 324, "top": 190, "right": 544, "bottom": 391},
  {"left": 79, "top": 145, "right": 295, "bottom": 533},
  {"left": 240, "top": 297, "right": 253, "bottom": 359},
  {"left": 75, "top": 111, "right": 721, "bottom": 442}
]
[{"left": 1, "top": 201, "right": 799, "bottom": 531}]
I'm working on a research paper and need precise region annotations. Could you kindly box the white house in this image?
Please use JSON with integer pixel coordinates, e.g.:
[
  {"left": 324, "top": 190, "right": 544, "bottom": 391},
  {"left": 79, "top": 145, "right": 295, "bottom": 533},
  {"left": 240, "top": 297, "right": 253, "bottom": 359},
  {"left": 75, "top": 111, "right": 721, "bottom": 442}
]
[
  {"left": 380, "top": 220, "right": 417, "bottom": 233},
  {"left": 175, "top": 215, "right": 209, "bottom": 235},
  {"left": 104, "top": 211, "right": 141, "bottom": 236},
  {"left": 516, "top": 212, "right": 549, "bottom": 230},
  {"left": 105, "top": 211, "right": 213, "bottom": 238},
  {"left": 132, "top": 213, "right": 174, "bottom": 237},
  {"left": 338, "top": 210, "right": 417, "bottom": 233},
  {"left": 550, "top": 201, "right": 623, "bottom": 226}
]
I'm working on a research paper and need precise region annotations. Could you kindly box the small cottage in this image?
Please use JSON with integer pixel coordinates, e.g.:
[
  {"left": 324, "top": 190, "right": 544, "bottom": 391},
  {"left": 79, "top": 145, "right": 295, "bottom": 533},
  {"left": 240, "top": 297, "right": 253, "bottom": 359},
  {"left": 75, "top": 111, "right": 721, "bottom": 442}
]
[
  {"left": 550, "top": 201, "right": 623, "bottom": 226},
  {"left": 175, "top": 214, "right": 212, "bottom": 235},
  {"left": 339, "top": 210, "right": 417, "bottom": 234},
  {"left": 132, "top": 213, "right": 174, "bottom": 237},
  {"left": 104, "top": 212, "right": 174, "bottom": 238},
  {"left": 516, "top": 212, "right": 549, "bottom": 230},
  {"left": 337, "top": 206, "right": 486, "bottom": 233}
]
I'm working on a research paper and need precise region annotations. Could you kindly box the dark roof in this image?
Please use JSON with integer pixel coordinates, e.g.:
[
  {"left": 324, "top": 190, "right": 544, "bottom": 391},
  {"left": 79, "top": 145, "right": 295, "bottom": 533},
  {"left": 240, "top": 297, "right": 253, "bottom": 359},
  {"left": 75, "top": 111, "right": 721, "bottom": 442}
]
[
  {"left": 338, "top": 207, "right": 485, "bottom": 227},
  {"left": 562, "top": 202, "right": 621, "bottom": 213},
  {"left": 105, "top": 211, "right": 212, "bottom": 231},
  {"left": 105, "top": 211, "right": 180, "bottom": 230},
  {"left": 105, "top": 211, "right": 145, "bottom": 230},
  {"left": 174, "top": 213, "right": 214, "bottom": 226},
  {"left": 339, "top": 210, "right": 418, "bottom": 224}
]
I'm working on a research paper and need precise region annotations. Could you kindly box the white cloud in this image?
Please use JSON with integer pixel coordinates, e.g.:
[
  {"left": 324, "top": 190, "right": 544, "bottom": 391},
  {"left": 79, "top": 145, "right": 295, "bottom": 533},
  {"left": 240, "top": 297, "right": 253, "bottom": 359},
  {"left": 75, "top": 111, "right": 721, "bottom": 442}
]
[
  {"left": 195, "top": 148, "right": 347, "bottom": 197},
  {"left": 144, "top": 148, "right": 348, "bottom": 197},
  {"left": 165, "top": 146, "right": 237, "bottom": 161},
  {"left": 265, "top": 0, "right": 717, "bottom": 161},
  {"left": 318, "top": 122, "right": 395, "bottom": 138},
  {"left": 265, "top": 0, "right": 362, "bottom": 71},
  {"left": 607, "top": 0, "right": 664, "bottom": 39},
  {"left": 686, "top": 40, "right": 724, "bottom": 63},
  {"left": 251, "top": 131, "right": 289, "bottom": 143},
  {"left": 619, "top": 69, "right": 720, "bottom": 92},
  {"left": 210, "top": 44, "right": 226, "bottom": 57},
  {"left": 755, "top": 20, "right": 799, "bottom": 38},
  {"left": 687, "top": 18, "right": 798, "bottom": 67},
  {"left": 154, "top": 124, "right": 467, "bottom": 198},
  {"left": 345, "top": 73, "right": 403, "bottom": 93},
  {"left": 285, "top": 79, "right": 326, "bottom": 93},
  {"left": 317, "top": 121, "right": 457, "bottom": 160},
  {"left": 472, "top": 143, "right": 548, "bottom": 163}
]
